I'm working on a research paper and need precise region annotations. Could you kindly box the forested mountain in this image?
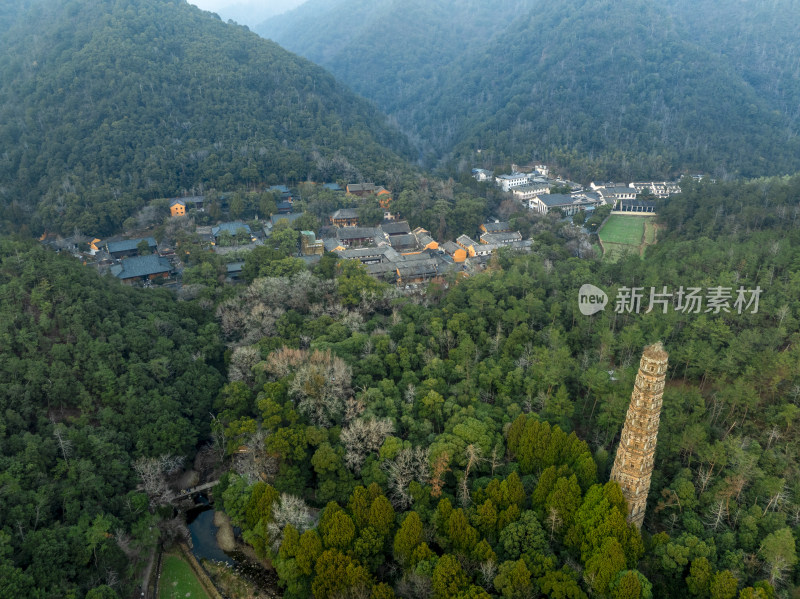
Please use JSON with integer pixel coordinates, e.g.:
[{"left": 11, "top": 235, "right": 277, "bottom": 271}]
[
  {"left": 258, "top": 0, "right": 800, "bottom": 180},
  {"left": 207, "top": 173, "right": 800, "bottom": 597},
  {"left": 0, "top": 0, "right": 413, "bottom": 236},
  {"left": 0, "top": 239, "right": 225, "bottom": 597}
]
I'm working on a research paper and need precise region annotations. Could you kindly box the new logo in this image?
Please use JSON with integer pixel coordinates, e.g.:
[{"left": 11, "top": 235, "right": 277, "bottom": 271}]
[{"left": 579, "top": 284, "right": 608, "bottom": 315}]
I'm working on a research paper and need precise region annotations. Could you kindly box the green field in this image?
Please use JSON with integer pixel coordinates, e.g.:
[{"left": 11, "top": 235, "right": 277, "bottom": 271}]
[
  {"left": 597, "top": 215, "right": 661, "bottom": 260},
  {"left": 159, "top": 554, "right": 211, "bottom": 599},
  {"left": 644, "top": 220, "right": 659, "bottom": 244},
  {"left": 598, "top": 214, "right": 646, "bottom": 245}
]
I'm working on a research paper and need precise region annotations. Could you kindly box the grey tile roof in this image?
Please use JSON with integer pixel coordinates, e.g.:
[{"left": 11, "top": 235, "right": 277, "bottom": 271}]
[
  {"left": 270, "top": 212, "right": 305, "bottom": 226},
  {"left": 336, "top": 227, "right": 378, "bottom": 240},
  {"left": 389, "top": 234, "right": 417, "bottom": 249},
  {"left": 111, "top": 255, "right": 171, "bottom": 279},
  {"left": 366, "top": 262, "right": 400, "bottom": 276},
  {"left": 456, "top": 234, "right": 477, "bottom": 247},
  {"left": 212, "top": 222, "right": 252, "bottom": 237},
  {"left": 442, "top": 241, "right": 463, "bottom": 254},
  {"left": 347, "top": 183, "right": 376, "bottom": 193},
  {"left": 380, "top": 220, "right": 411, "bottom": 235},
  {"left": 481, "top": 221, "right": 511, "bottom": 232},
  {"left": 537, "top": 194, "right": 576, "bottom": 207},
  {"left": 480, "top": 232, "right": 523, "bottom": 244},
  {"left": 324, "top": 238, "right": 343, "bottom": 251},
  {"left": 397, "top": 259, "right": 439, "bottom": 278},
  {"left": 331, "top": 208, "right": 359, "bottom": 219},
  {"left": 107, "top": 237, "right": 157, "bottom": 254}
]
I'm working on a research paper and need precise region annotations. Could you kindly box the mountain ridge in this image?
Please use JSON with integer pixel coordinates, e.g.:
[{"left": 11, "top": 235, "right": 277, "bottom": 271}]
[
  {"left": 0, "top": 0, "right": 414, "bottom": 235},
  {"left": 258, "top": 0, "right": 800, "bottom": 180}
]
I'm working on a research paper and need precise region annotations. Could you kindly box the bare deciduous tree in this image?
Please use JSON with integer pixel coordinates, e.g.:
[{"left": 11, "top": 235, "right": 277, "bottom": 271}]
[
  {"left": 289, "top": 349, "right": 352, "bottom": 427},
  {"left": 696, "top": 465, "right": 715, "bottom": 495},
  {"left": 133, "top": 455, "right": 184, "bottom": 508},
  {"left": 704, "top": 500, "right": 728, "bottom": 531},
  {"left": 228, "top": 345, "right": 262, "bottom": 384},
  {"left": 458, "top": 444, "right": 483, "bottom": 507},
  {"left": 341, "top": 418, "right": 394, "bottom": 473},
  {"left": 267, "top": 493, "right": 313, "bottom": 551},
  {"left": 547, "top": 507, "right": 563, "bottom": 541},
  {"left": 232, "top": 429, "right": 272, "bottom": 483},
  {"left": 479, "top": 560, "right": 497, "bottom": 588},
  {"left": 384, "top": 447, "right": 430, "bottom": 509},
  {"left": 396, "top": 572, "right": 432, "bottom": 599},
  {"left": 52, "top": 423, "right": 73, "bottom": 469}
]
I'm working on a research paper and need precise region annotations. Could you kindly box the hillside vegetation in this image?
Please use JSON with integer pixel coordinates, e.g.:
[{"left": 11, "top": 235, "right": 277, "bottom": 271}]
[
  {"left": 0, "top": 239, "right": 225, "bottom": 597},
  {"left": 259, "top": 0, "right": 800, "bottom": 180},
  {"left": 0, "top": 0, "right": 413, "bottom": 236},
  {"left": 208, "top": 173, "right": 800, "bottom": 597}
]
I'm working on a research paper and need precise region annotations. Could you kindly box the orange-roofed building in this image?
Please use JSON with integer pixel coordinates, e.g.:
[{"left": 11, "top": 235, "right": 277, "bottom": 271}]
[{"left": 169, "top": 199, "right": 186, "bottom": 217}]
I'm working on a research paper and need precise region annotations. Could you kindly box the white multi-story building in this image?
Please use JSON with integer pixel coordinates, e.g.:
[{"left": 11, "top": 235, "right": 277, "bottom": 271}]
[
  {"left": 528, "top": 193, "right": 603, "bottom": 216},
  {"left": 512, "top": 182, "right": 551, "bottom": 201},
  {"left": 496, "top": 172, "right": 530, "bottom": 192},
  {"left": 629, "top": 181, "right": 681, "bottom": 198}
]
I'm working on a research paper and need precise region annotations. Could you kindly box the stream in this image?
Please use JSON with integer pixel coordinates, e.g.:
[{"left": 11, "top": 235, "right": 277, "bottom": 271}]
[{"left": 185, "top": 495, "right": 281, "bottom": 596}]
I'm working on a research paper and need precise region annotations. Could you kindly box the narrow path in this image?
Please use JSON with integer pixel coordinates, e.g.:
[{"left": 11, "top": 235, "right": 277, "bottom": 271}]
[{"left": 140, "top": 547, "right": 156, "bottom": 598}]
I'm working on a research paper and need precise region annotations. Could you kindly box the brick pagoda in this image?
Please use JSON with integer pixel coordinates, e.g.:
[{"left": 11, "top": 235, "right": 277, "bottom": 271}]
[{"left": 610, "top": 342, "right": 669, "bottom": 528}]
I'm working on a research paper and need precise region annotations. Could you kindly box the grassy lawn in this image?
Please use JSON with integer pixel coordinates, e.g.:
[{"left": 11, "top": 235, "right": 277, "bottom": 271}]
[
  {"left": 600, "top": 241, "right": 641, "bottom": 261},
  {"left": 597, "top": 215, "right": 664, "bottom": 260},
  {"left": 598, "top": 214, "right": 646, "bottom": 246},
  {"left": 643, "top": 220, "right": 661, "bottom": 245},
  {"left": 159, "top": 553, "right": 211, "bottom": 599}
]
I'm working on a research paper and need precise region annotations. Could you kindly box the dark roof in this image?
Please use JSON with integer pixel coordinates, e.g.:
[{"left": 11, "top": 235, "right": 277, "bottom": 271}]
[
  {"left": 271, "top": 212, "right": 305, "bottom": 225},
  {"left": 512, "top": 183, "right": 550, "bottom": 193},
  {"left": 481, "top": 232, "right": 523, "bottom": 244},
  {"left": 538, "top": 194, "right": 576, "bottom": 207},
  {"left": 366, "top": 262, "right": 400, "bottom": 276},
  {"left": 170, "top": 196, "right": 204, "bottom": 206},
  {"left": 277, "top": 200, "right": 294, "bottom": 211},
  {"left": 442, "top": 241, "right": 464, "bottom": 254},
  {"left": 331, "top": 208, "right": 359, "bottom": 220},
  {"left": 212, "top": 222, "right": 252, "bottom": 237},
  {"left": 336, "top": 227, "right": 377, "bottom": 240},
  {"left": 107, "top": 237, "right": 157, "bottom": 254},
  {"left": 603, "top": 186, "right": 637, "bottom": 196},
  {"left": 338, "top": 247, "right": 391, "bottom": 260},
  {"left": 619, "top": 199, "right": 657, "bottom": 209},
  {"left": 389, "top": 234, "right": 417, "bottom": 249},
  {"left": 401, "top": 249, "right": 439, "bottom": 262},
  {"left": 481, "top": 221, "right": 511, "bottom": 232},
  {"left": 415, "top": 232, "right": 436, "bottom": 247},
  {"left": 456, "top": 234, "right": 477, "bottom": 247},
  {"left": 347, "top": 183, "right": 376, "bottom": 193},
  {"left": 397, "top": 259, "right": 439, "bottom": 278},
  {"left": 324, "top": 238, "right": 343, "bottom": 251},
  {"left": 110, "top": 255, "right": 171, "bottom": 279},
  {"left": 380, "top": 220, "right": 411, "bottom": 235}
]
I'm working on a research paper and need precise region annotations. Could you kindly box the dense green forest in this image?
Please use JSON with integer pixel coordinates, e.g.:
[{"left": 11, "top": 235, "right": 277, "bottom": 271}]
[
  {"left": 2, "top": 173, "right": 800, "bottom": 596},
  {"left": 197, "top": 174, "right": 800, "bottom": 597},
  {"left": 0, "top": 239, "right": 226, "bottom": 597},
  {"left": 0, "top": 0, "right": 413, "bottom": 237},
  {"left": 259, "top": 0, "right": 800, "bottom": 180}
]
